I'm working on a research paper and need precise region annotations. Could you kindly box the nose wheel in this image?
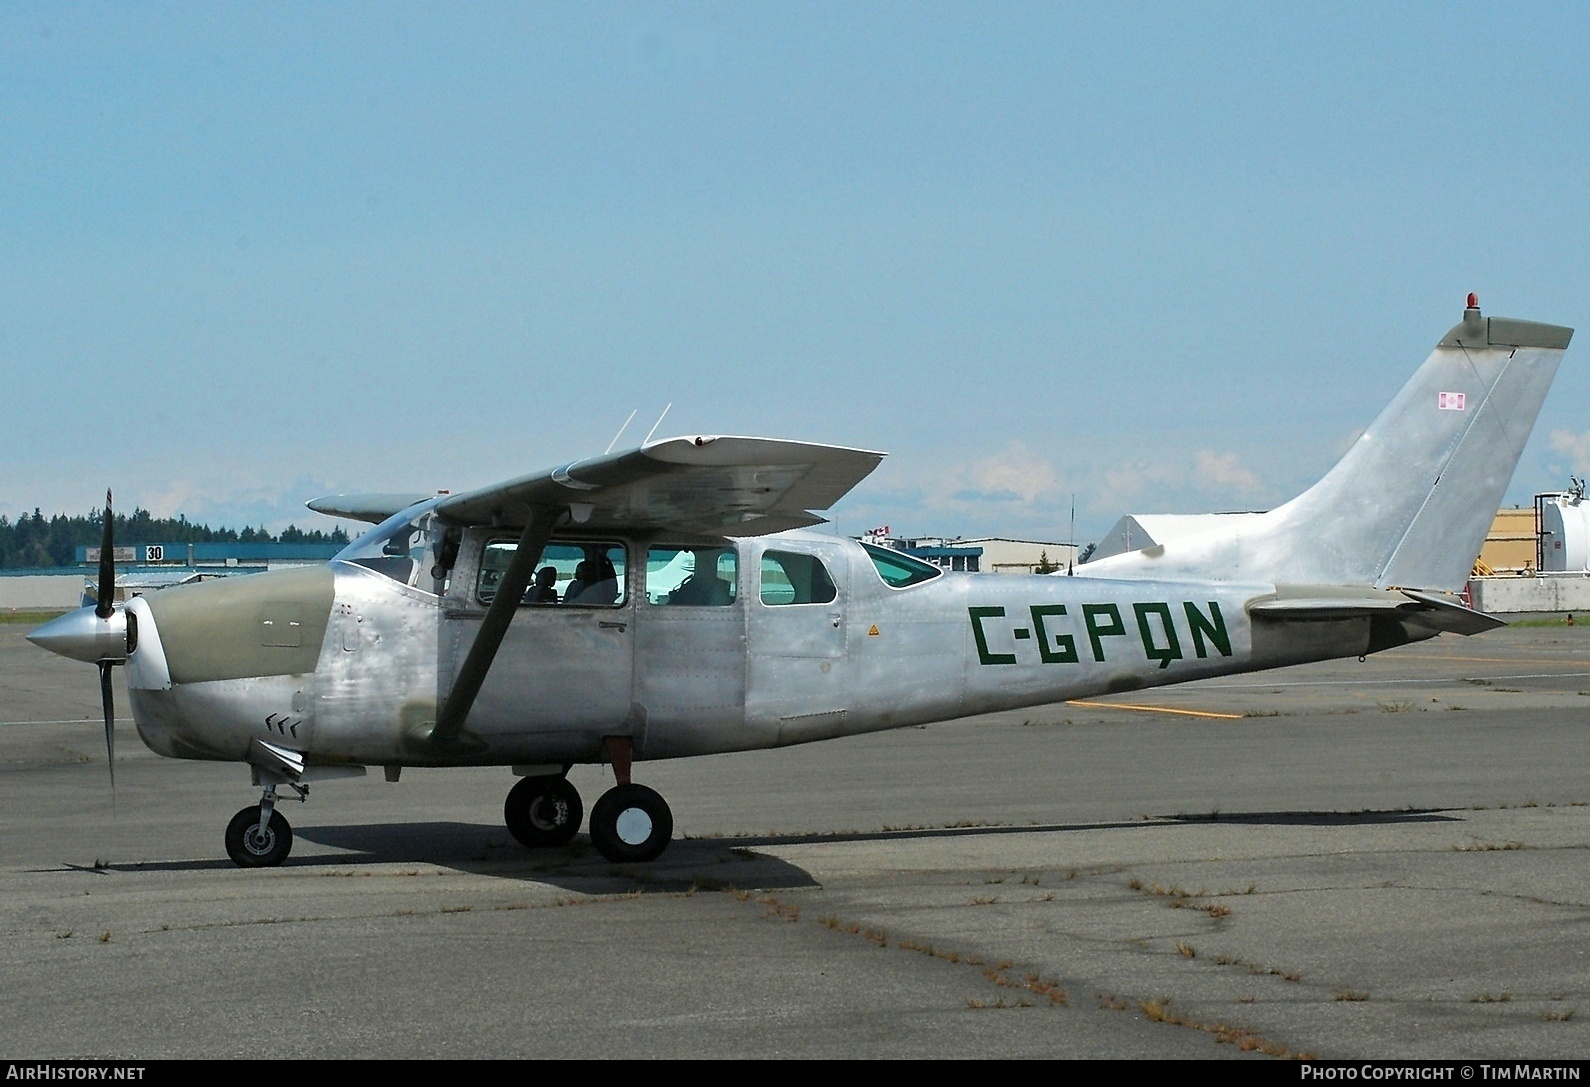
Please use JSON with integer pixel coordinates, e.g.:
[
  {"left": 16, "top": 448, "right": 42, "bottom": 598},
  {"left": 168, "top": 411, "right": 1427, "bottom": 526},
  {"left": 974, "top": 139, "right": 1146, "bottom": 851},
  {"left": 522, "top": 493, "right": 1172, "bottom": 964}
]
[
  {"left": 504, "top": 775, "right": 584, "bottom": 848},
  {"left": 225, "top": 804, "right": 293, "bottom": 867},
  {"left": 224, "top": 779, "right": 302, "bottom": 867}
]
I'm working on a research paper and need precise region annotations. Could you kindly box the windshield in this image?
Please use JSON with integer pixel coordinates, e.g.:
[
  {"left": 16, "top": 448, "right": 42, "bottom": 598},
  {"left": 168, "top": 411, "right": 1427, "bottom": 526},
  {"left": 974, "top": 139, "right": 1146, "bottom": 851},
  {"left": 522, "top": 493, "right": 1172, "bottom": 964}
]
[
  {"left": 333, "top": 497, "right": 446, "bottom": 590},
  {"left": 862, "top": 542, "right": 942, "bottom": 589}
]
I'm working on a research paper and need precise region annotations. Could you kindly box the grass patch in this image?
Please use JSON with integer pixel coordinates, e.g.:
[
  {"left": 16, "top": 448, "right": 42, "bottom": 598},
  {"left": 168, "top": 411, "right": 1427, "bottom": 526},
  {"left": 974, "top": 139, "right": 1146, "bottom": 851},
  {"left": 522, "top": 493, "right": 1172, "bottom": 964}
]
[
  {"left": 1378, "top": 700, "right": 1416, "bottom": 713},
  {"left": 1335, "top": 989, "right": 1369, "bottom": 1002},
  {"left": 1128, "top": 879, "right": 1236, "bottom": 919},
  {"left": 1097, "top": 994, "right": 1310, "bottom": 1058},
  {"left": 1454, "top": 840, "right": 1527, "bottom": 852},
  {"left": 1, "top": 610, "right": 70, "bottom": 625}
]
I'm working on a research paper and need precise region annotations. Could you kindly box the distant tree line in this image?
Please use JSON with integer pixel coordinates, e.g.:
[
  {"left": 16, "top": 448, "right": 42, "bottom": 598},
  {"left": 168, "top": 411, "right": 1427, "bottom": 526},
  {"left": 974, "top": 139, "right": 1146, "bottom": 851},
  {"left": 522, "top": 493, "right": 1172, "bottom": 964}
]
[{"left": 0, "top": 508, "right": 349, "bottom": 569}]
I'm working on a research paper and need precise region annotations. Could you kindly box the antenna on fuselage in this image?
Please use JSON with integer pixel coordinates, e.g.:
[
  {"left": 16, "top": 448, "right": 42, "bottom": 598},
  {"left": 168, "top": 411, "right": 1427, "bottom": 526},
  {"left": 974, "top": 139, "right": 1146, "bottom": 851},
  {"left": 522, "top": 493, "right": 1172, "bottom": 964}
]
[
  {"left": 642, "top": 403, "right": 673, "bottom": 447},
  {"left": 605, "top": 409, "right": 639, "bottom": 455},
  {"left": 1068, "top": 493, "right": 1075, "bottom": 575}
]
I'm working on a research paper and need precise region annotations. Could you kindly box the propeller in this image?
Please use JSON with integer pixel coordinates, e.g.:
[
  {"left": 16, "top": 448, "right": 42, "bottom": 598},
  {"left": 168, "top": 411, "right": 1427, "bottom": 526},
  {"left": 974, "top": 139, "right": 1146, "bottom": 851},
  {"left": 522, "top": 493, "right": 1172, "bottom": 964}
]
[
  {"left": 25, "top": 489, "right": 129, "bottom": 796},
  {"left": 96, "top": 489, "right": 117, "bottom": 792}
]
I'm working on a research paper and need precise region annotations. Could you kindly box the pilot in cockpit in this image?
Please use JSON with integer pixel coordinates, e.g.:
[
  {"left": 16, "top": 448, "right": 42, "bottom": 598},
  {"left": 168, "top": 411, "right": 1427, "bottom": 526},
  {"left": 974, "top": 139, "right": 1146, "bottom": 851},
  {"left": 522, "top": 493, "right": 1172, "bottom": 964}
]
[{"left": 668, "top": 549, "right": 732, "bottom": 606}]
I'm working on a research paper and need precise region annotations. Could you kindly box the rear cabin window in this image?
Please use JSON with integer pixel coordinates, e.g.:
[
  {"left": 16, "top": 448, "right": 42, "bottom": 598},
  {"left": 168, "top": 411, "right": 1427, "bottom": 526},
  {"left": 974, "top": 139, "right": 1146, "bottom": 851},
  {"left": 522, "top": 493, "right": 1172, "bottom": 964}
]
[
  {"left": 647, "top": 546, "right": 737, "bottom": 606},
  {"left": 760, "top": 551, "right": 838, "bottom": 606},
  {"left": 477, "top": 541, "right": 627, "bottom": 607},
  {"left": 862, "top": 542, "right": 942, "bottom": 589}
]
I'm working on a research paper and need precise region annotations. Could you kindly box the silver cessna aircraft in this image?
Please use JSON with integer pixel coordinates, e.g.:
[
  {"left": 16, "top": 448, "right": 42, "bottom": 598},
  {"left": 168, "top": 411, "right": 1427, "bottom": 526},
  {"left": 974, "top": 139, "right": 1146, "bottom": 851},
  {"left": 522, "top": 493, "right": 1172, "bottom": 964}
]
[{"left": 28, "top": 300, "right": 1573, "bottom": 867}]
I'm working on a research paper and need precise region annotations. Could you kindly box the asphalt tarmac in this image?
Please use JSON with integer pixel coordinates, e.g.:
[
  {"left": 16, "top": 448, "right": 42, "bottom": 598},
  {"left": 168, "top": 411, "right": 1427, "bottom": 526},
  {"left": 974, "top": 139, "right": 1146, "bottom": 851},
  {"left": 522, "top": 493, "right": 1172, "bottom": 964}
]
[{"left": 1, "top": 621, "right": 1586, "bottom": 1059}]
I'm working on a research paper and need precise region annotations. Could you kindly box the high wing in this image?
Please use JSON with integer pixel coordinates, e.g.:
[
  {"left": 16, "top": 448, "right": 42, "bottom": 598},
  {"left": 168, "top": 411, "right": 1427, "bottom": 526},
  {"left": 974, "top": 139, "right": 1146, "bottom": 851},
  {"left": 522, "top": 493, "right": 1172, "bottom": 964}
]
[
  {"left": 306, "top": 493, "right": 435, "bottom": 525},
  {"left": 431, "top": 435, "right": 886, "bottom": 537}
]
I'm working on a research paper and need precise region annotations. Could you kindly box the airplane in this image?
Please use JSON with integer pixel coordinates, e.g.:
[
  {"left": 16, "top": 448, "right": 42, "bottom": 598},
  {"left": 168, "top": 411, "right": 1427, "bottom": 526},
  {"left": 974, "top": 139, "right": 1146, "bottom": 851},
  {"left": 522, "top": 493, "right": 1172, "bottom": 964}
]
[{"left": 26, "top": 298, "right": 1573, "bottom": 868}]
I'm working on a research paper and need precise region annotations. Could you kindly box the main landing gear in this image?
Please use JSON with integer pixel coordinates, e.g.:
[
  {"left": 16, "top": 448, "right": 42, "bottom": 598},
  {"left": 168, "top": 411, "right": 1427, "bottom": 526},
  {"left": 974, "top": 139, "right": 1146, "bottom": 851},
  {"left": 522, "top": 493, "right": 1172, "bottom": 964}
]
[
  {"left": 224, "top": 780, "right": 303, "bottom": 868},
  {"left": 501, "top": 737, "right": 674, "bottom": 863},
  {"left": 504, "top": 773, "right": 584, "bottom": 848}
]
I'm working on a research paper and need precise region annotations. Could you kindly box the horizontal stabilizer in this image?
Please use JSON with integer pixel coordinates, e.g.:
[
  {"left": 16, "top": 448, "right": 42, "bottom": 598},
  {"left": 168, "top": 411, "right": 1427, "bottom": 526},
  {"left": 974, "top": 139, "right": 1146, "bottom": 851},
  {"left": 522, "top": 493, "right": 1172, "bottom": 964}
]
[{"left": 1249, "top": 586, "right": 1505, "bottom": 636}]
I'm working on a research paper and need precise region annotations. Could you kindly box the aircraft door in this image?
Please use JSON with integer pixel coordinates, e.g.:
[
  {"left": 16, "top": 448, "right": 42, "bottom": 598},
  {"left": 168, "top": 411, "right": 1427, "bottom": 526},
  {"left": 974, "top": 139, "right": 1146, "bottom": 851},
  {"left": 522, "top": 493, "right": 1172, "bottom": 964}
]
[
  {"left": 440, "top": 534, "right": 635, "bottom": 762},
  {"left": 632, "top": 544, "right": 747, "bottom": 758},
  {"left": 746, "top": 539, "right": 852, "bottom": 745}
]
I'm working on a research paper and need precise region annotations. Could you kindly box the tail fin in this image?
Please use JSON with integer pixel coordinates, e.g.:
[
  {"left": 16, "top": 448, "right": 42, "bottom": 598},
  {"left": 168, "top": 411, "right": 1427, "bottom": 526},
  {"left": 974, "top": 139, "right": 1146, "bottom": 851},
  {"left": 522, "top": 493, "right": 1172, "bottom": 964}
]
[{"left": 1086, "top": 302, "right": 1572, "bottom": 591}]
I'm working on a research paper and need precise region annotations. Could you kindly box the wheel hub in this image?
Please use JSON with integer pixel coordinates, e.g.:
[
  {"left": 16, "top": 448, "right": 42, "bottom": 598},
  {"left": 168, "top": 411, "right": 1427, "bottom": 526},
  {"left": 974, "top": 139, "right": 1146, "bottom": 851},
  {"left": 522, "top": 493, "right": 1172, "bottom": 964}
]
[
  {"left": 528, "top": 796, "right": 569, "bottom": 831},
  {"left": 614, "top": 807, "right": 653, "bottom": 845}
]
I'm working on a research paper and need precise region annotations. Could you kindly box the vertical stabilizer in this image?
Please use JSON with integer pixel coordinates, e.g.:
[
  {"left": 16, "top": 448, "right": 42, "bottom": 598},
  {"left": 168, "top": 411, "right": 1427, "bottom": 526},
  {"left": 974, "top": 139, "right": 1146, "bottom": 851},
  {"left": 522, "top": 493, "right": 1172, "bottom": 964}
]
[{"left": 1084, "top": 302, "right": 1572, "bottom": 592}]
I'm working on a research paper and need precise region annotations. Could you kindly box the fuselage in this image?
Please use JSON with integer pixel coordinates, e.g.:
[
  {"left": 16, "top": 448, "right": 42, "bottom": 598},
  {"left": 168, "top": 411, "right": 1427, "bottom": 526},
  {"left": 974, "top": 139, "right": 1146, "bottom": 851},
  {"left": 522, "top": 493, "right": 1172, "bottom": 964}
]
[{"left": 118, "top": 522, "right": 1432, "bottom": 771}]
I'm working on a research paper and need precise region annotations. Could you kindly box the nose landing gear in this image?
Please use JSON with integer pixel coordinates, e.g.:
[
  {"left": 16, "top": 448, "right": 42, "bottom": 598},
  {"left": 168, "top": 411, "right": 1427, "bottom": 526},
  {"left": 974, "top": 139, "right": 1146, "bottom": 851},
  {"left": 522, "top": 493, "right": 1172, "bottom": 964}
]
[{"left": 224, "top": 780, "right": 304, "bottom": 868}]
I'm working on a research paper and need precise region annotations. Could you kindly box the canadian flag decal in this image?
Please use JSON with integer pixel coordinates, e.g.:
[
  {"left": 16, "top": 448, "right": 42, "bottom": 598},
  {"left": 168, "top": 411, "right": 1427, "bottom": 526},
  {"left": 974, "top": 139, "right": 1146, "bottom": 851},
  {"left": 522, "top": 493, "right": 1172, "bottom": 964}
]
[{"left": 1438, "top": 391, "right": 1466, "bottom": 411}]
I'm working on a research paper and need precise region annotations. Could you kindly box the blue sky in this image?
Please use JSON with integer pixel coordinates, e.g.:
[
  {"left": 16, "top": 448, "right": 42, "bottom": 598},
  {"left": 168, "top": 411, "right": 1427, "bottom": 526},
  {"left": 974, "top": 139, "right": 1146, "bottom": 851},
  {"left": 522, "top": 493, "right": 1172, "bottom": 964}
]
[{"left": 2, "top": 2, "right": 1587, "bottom": 545}]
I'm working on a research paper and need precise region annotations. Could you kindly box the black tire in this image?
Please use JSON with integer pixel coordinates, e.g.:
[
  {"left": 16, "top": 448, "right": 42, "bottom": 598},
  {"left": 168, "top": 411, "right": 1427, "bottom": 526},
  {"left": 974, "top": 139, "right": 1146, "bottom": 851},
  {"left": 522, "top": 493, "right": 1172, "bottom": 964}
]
[
  {"left": 504, "top": 775, "right": 583, "bottom": 848},
  {"left": 224, "top": 805, "right": 293, "bottom": 868},
  {"left": 589, "top": 783, "right": 673, "bottom": 863}
]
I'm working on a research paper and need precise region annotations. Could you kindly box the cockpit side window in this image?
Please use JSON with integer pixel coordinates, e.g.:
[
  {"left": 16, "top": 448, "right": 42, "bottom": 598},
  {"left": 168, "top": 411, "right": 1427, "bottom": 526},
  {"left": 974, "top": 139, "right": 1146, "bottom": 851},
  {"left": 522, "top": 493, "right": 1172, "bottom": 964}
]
[
  {"left": 862, "top": 542, "right": 942, "bottom": 589},
  {"left": 646, "top": 546, "right": 737, "bottom": 606},
  {"left": 476, "top": 541, "right": 627, "bottom": 607},
  {"left": 760, "top": 550, "right": 838, "bottom": 606}
]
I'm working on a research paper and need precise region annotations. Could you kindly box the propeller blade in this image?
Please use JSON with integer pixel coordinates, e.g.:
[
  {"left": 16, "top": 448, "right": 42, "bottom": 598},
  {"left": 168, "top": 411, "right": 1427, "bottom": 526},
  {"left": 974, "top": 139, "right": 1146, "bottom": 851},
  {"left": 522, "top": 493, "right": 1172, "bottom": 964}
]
[
  {"left": 95, "top": 489, "right": 115, "bottom": 619},
  {"left": 98, "top": 659, "right": 116, "bottom": 793}
]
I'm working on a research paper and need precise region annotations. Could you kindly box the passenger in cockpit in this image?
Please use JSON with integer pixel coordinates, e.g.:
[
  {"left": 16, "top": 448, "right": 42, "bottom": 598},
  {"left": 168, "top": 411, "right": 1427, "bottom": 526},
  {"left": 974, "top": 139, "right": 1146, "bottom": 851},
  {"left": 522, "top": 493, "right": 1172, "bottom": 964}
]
[{"left": 524, "top": 566, "right": 558, "bottom": 605}]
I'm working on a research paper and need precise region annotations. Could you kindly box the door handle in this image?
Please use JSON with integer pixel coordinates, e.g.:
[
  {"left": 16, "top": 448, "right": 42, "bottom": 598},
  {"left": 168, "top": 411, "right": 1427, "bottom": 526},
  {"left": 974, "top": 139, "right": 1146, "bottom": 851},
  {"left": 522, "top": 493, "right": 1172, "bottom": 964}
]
[{"left": 599, "top": 621, "right": 628, "bottom": 632}]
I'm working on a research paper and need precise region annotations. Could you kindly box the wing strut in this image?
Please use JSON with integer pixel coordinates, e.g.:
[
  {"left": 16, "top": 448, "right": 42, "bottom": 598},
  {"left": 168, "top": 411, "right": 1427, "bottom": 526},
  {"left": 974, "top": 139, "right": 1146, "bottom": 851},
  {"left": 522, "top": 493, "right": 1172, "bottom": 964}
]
[{"left": 431, "top": 505, "right": 559, "bottom": 747}]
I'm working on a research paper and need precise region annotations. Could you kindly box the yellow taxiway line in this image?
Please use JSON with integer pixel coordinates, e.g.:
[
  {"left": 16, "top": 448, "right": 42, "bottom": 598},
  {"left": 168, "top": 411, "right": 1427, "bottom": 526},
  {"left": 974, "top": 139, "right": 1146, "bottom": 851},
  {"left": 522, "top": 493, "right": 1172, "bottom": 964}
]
[{"left": 1065, "top": 700, "right": 1244, "bottom": 720}]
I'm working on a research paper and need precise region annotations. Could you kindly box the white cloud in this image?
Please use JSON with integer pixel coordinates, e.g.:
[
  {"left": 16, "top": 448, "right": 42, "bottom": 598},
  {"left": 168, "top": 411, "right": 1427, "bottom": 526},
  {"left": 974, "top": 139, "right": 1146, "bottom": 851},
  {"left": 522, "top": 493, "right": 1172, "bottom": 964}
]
[
  {"left": 962, "top": 441, "right": 1060, "bottom": 503},
  {"left": 1551, "top": 429, "right": 1590, "bottom": 475},
  {"left": 1192, "top": 450, "right": 1261, "bottom": 492},
  {"left": 842, "top": 439, "right": 1277, "bottom": 543}
]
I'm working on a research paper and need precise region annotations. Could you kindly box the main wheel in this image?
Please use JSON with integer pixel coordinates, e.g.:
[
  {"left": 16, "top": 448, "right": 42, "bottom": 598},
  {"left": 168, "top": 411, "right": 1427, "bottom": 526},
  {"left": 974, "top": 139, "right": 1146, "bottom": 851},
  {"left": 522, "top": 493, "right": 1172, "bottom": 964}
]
[
  {"left": 589, "top": 783, "right": 673, "bottom": 863},
  {"left": 504, "top": 775, "right": 584, "bottom": 848},
  {"left": 225, "top": 806, "right": 293, "bottom": 868}
]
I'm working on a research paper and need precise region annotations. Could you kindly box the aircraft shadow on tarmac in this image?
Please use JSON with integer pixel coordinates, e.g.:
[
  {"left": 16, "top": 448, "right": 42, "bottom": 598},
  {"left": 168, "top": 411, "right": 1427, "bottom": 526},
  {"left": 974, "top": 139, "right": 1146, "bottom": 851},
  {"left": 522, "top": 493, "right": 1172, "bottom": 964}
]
[
  {"left": 1159, "top": 808, "right": 1461, "bottom": 827},
  {"left": 289, "top": 821, "right": 827, "bottom": 892},
  {"left": 77, "top": 808, "right": 1459, "bottom": 887}
]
